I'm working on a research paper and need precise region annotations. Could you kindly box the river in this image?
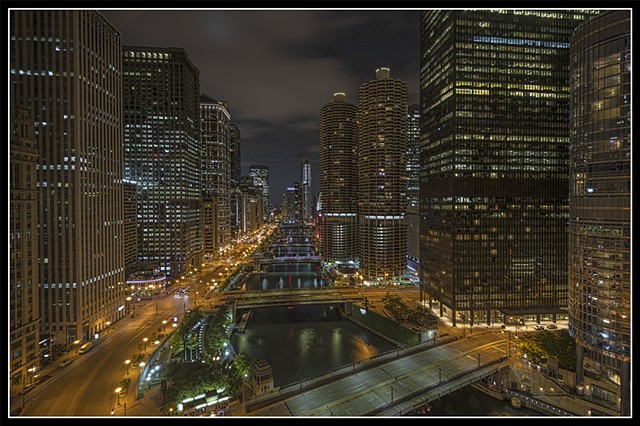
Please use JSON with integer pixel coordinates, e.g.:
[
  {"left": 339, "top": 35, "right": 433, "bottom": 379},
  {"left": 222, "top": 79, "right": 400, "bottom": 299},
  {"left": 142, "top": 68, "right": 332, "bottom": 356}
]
[{"left": 231, "top": 305, "right": 396, "bottom": 387}]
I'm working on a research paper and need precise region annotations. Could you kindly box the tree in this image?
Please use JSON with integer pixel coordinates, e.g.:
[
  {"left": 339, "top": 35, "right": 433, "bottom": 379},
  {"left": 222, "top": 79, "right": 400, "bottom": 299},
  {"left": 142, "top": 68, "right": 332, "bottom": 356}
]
[
  {"left": 234, "top": 352, "right": 251, "bottom": 381},
  {"left": 519, "top": 329, "right": 576, "bottom": 371}
]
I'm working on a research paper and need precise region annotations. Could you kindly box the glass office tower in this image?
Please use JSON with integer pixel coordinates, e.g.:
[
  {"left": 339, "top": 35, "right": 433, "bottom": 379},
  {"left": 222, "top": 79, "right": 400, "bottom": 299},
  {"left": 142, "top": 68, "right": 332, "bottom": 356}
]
[
  {"left": 420, "top": 10, "right": 598, "bottom": 326},
  {"left": 569, "top": 10, "right": 630, "bottom": 415}
]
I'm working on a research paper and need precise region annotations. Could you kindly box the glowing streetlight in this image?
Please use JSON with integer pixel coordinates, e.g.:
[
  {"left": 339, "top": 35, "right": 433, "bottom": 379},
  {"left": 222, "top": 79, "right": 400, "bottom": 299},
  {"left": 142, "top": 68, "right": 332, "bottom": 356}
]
[
  {"left": 73, "top": 339, "right": 81, "bottom": 354},
  {"left": 125, "top": 359, "right": 131, "bottom": 375},
  {"left": 143, "top": 337, "right": 148, "bottom": 350},
  {"left": 115, "top": 387, "right": 122, "bottom": 406},
  {"left": 162, "top": 320, "right": 167, "bottom": 333}
]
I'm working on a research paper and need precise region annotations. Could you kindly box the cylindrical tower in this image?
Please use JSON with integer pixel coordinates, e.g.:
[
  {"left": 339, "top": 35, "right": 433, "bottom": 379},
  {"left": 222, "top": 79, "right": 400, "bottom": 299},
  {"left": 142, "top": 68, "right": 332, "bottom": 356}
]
[
  {"left": 358, "top": 68, "right": 408, "bottom": 281},
  {"left": 569, "top": 10, "right": 630, "bottom": 415},
  {"left": 319, "top": 92, "right": 358, "bottom": 263}
]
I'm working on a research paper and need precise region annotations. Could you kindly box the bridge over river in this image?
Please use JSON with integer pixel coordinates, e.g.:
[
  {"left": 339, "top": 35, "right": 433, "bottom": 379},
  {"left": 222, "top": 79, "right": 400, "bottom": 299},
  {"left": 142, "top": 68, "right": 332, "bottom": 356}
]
[{"left": 245, "top": 331, "right": 509, "bottom": 416}]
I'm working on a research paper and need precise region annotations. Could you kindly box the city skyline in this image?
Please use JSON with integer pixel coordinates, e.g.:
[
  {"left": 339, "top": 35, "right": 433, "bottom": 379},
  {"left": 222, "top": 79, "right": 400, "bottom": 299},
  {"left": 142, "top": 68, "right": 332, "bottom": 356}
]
[
  {"left": 101, "top": 9, "right": 420, "bottom": 201},
  {"left": 8, "top": 7, "right": 631, "bottom": 418}
]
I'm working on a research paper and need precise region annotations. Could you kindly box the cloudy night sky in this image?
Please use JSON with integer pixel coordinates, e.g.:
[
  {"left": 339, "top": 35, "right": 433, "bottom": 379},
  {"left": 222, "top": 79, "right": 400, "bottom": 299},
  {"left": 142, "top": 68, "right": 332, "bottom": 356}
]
[{"left": 101, "top": 9, "right": 420, "bottom": 203}]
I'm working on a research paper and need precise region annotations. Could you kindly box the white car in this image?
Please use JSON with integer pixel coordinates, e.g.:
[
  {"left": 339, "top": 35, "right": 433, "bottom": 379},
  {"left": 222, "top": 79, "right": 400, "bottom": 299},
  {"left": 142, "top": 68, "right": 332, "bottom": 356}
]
[
  {"left": 20, "top": 383, "right": 36, "bottom": 394},
  {"left": 534, "top": 325, "right": 545, "bottom": 331}
]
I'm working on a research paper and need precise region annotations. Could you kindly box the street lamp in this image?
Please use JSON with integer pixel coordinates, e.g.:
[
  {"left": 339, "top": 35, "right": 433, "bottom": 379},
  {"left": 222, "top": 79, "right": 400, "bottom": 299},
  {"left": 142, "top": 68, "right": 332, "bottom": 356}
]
[
  {"left": 115, "top": 387, "right": 122, "bottom": 406},
  {"left": 143, "top": 337, "right": 148, "bottom": 351},
  {"left": 162, "top": 320, "right": 167, "bottom": 333},
  {"left": 73, "top": 339, "right": 81, "bottom": 354},
  {"left": 125, "top": 359, "right": 131, "bottom": 375}
]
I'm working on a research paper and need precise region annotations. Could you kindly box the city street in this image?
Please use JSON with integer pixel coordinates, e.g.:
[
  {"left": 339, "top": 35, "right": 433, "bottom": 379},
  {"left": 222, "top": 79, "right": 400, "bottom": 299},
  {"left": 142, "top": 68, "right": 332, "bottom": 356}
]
[{"left": 14, "top": 294, "right": 185, "bottom": 416}]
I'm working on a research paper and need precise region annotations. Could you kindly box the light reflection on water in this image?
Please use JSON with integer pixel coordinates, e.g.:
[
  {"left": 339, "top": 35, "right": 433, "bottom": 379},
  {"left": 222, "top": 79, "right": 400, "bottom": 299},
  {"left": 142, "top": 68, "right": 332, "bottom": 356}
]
[
  {"left": 245, "top": 263, "right": 324, "bottom": 290},
  {"left": 230, "top": 305, "right": 396, "bottom": 387}
]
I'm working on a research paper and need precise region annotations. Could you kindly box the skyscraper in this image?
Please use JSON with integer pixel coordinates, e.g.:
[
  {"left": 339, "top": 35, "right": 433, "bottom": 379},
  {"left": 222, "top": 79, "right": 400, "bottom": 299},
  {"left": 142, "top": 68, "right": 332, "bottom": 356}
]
[
  {"left": 239, "top": 176, "right": 265, "bottom": 234},
  {"left": 123, "top": 180, "right": 138, "bottom": 274},
  {"left": 10, "top": 10, "right": 125, "bottom": 343},
  {"left": 358, "top": 68, "right": 408, "bottom": 282},
  {"left": 200, "top": 95, "right": 231, "bottom": 255},
  {"left": 10, "top": 105, "right": 40, "bottom": 383},
  {"left": 249, "top": 165, "right": 269, "bottom": 219},
  {"left": 406, "top": 104, "right": 421, "bottom": 272},
  {"left": 302, "top": 160, "right": 313, "bottom": 223},
  {"left": 230, "top": 123, "right": 242, "bottom": 185},
  {"left": 319, "top": 92, "right": 359, "bottom": 263},
  {"left": 569, "top": 10, "right": 630, "bottom": 415},
  {"left": 123, "top": 46, "right": 201, "bottom": 277},
  {"left": 420, "top": 10, "right": 598, "bottom": 326}
]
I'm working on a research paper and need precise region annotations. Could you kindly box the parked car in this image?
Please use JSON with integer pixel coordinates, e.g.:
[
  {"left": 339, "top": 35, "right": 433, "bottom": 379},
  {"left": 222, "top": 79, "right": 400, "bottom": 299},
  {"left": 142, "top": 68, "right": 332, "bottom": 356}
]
[
  {"left": 547, "top": 324, "right": 558, "bottom": 329},
  {"left": 60, "top": 359, "right": 74, "bottom": 367},
  {"left": 533, "top": 325, "right": 545, "bottom": 331},
  {"left": 20, "top": 383, "right": 36, "bottom": 394},
  {"left": 34, "top": 374, "right": 50, "bottom": 384}
]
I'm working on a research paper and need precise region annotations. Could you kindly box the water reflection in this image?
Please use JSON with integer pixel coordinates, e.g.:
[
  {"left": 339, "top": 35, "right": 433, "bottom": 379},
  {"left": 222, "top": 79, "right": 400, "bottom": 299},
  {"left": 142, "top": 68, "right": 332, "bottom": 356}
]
[
  {"left": 246, "top": 263, "right": 324, "bottom": 290},
  {"left": 231, "top": 305, "right": 395, "bottom": 387}
]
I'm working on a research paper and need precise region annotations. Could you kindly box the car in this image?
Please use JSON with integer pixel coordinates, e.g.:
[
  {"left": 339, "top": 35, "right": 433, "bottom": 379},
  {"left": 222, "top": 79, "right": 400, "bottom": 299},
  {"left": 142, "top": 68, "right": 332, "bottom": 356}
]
[
  {"left": 533, "top": 325, "right": 545, "bottom": 331},
  {"left": 20, "top": 383, "right": 36, "bottom": 394},
  {"left": 34, "top": 374, "right": 50, "bottom": 384},
  {"left": 60, "top": 359, "right": 74, "bottom": 367},
  {"left": 547, "top": 324, "right": 558, "bottom": 329}
]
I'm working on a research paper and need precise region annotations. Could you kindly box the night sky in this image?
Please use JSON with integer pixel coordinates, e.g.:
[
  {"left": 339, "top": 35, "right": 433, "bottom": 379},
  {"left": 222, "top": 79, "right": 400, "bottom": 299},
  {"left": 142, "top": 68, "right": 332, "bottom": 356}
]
[{"left": 101, "top": 9, "right": 420, "bottom": 203}]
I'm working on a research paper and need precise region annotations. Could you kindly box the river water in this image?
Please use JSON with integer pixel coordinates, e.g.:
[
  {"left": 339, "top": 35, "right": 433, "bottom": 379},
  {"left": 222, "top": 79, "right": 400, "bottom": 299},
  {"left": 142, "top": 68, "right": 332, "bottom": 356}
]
[
  {"left": 230, "top": 305, "right": 396, "bottom": 387},
  {"left": 244, "top": 263, "right": 325, "bottom": 290},
  {"left": 428, "top": 385, "right": 543, "bottom": 416}
]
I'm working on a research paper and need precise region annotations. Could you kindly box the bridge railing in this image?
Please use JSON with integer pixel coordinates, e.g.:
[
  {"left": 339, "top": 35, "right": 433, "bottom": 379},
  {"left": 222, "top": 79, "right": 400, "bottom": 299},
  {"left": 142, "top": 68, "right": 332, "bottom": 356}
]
[{"left": 369, "top": 356, "right": 509, "bottom": 416}]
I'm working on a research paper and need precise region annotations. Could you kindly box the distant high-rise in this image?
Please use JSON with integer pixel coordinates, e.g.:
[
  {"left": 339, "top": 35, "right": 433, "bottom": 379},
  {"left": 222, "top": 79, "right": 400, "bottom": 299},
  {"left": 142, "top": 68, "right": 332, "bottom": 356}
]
[
  {"left": 200, "top": 95, "right": 231, "bottom": 255},
  {"left": 420, "top": 10, "right": 598, "bottom": 326},
  {"left": 123, "top": 180, "right": 138, "bottom": 274},
  {"left": 406, "top": 104, "right": 421, "bottom": 272},
  {"left": 230, "top": 124, "right": 242, "bottom": 185},
  {"left": 10, "top": 105, "right": 40, "bottom": 383},
  {"left": 202, "top": 197, "right": 219, "bottom": 258},
  {"left": 358, "top": 68, "right": 408, "bottom": 282},
  {"left": 569, "top": 10, "right": 630, "bottom": 415},
  {"left": 10, "top": 10, "right": 125, "bottom": 344},
  {"left": 319, "top": 92, "right": 359, "bottom": 263},
  {"left": 239, "top": 176, "right": 265, "bottom": 234},
  {"left": 282, "top": 184, "right": 303, "bottom": 224},
  {"left": 123, "top": 46, "right": 201, "bottom": 277},
  {"left": 249, "top": 165, "right": 269, "bottom": 219},
  {"left": 302, "top": 160, "right": 313, "bottom": 223}
]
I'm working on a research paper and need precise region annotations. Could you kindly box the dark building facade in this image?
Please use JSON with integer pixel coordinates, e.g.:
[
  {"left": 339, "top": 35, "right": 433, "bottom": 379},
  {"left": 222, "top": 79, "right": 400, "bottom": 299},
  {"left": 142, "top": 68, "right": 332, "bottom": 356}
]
[
  {"left": 249, "top": 165, "right": 269, "bottom": 219},
  {"left": 358, "top": 68, "right": 408, "bottom": 282},
  {"left": 569, "top": 10, "right": 630, "bottom": 415},
  {"left": 10, "top": 10, "right": 126, "bottom": 345},
  {"left": 230, "top": 123, "right": 242, "bottom": 185},
  {"left": 319, "top": 92, "right": 359, "bottom": 263},
  {"left": 302, "top": 160, "right": 313, "bottom": 224},
  {"left": 123, "top": 46, "right": 201, "bottom": 277},
  {"left": 420, "top": 10, "right": 598, "bottom": 326},
  {"left": 406, "top": 104, "right": 421, "bottom": 272},
  {"left": 123, "top": 180, "right": 138, "bottom": 275},
  {"left": 10, "top": 106, "right": 40, "bottom": 384}
]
